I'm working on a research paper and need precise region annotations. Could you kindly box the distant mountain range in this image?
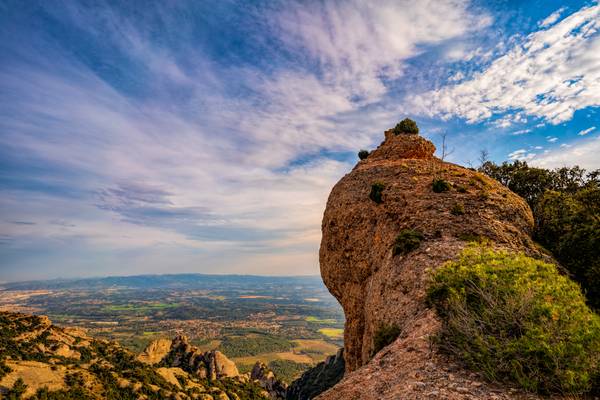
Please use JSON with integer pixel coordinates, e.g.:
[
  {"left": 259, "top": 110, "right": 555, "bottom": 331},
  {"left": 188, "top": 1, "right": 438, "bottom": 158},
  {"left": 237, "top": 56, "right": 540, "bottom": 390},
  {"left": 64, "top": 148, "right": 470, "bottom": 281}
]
[{"left": 1, "top": 274, "right": 324, "bottom": 291}]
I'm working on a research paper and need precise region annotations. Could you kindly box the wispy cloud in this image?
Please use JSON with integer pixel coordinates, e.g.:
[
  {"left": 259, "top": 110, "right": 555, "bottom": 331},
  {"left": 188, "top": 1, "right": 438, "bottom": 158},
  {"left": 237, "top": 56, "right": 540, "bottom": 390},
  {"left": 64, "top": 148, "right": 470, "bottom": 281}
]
[
  {"left": 410, "top": 3, "right": 600, "bottom": 125},
  {"left": 578, "top": 126, "right": 596, "bottom": 135},
  {"left": 508, "top": 148, "right": 536, "bottom": 161},
  {"left": 274, "top": 0, "right": 489, "bottom": 103},
  {"left": 539, "top": 7, "right": 567, "bottom": 28},
  {"left": 512, "top": 128, "right": 532, "bottom": 135}
]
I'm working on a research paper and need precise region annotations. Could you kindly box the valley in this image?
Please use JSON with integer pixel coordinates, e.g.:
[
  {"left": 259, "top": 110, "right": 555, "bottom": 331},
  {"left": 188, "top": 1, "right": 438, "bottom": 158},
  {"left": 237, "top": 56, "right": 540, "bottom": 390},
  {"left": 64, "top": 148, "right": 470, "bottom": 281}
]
[{"left": 0, "top": 274, "right": 344, "bottom": 383}]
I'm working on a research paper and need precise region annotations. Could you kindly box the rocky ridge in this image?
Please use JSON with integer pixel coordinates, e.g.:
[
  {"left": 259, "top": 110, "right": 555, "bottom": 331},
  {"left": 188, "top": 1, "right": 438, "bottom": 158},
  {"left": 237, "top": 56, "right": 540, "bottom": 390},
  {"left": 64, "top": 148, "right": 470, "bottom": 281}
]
[
  {"left": 0, "top": 311, "right": 274, "bottom": 399},
  {"left": 316, "top": 129, "right": 549, "bottom": 399}
]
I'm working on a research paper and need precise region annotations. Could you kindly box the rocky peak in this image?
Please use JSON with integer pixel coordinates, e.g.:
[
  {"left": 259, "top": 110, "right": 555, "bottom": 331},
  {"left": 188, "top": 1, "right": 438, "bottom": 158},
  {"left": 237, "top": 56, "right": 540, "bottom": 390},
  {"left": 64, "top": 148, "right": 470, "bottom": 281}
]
[
  {"left": 136, "top": 337, "right": 172, "bottom": 365},
  {"left": 205, "top": 350, "right": 239, "bottom": 380},
  {"left": 317, "top": 127, "right": 542, "bottom": 399},
  {"left": 365, "top": 129, "right": 436, "bottom": 163},
  {"left": 251, "top": 362, "right": 287, "bottom": 399}
]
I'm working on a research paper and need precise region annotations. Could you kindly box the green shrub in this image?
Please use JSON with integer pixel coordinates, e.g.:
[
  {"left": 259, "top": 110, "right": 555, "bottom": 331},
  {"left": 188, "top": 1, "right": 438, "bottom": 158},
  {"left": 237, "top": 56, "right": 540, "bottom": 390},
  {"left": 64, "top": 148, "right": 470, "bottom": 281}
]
[
  {"left": 393, "top": 118, "right": 419, "bottom": 135},
  {"left": 393, "top": 229, "right": 424, "bottom": 256},
  {"left": 427, "top": 245, "right": 600, "bottom": 394},
  {"left": 369, "top": 182, "right": 385, "bottom": 204},
  {"left": 456, "top": 185, "right": 467, "bottom": 193},
  {"left": 6, "top": 378, "right": 27, "bottom": 400},
  {"left": 372, "top": 324, "right": 401, "bottom": 356},
  {"left": 479, "top": 161, "right": 599, "bottom": 309},
  {"left": 0, "top": 360, "right": 12, "bottom": 379},
  {"left": 432, "top": 179, "right": 451, "bottom": 193},
  {"left": 358, "top": 150, "right": 370, "bottom": 160},
  {"left": 450, "top": 203, "right": 465, "bottom": 215}
]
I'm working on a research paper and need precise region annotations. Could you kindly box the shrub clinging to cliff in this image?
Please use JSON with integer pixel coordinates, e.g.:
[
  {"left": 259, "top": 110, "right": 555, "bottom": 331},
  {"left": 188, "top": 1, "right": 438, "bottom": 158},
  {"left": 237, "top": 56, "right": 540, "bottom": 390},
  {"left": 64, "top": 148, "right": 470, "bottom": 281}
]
[
  {"left": 432, "top": 178, "right": 451, "bottom": 193},
  {"left": 372, "top": 324, "right": 401, "bottom": 356},
  {"left": 450, "top": 203, "right": 465, "bottom": 215},
  {"left": 393, "top": 229, "right": 424, "bottom": 256},
  {"left": 358, "top": 150, "right": 370, "bottom": 160},
  {"left": 479, "top": 160, "right": 600, "bottom": 310},
  {"left": 369, "top": 182, "right": 385, "bottom": 204},
  {"left": 427, "top": 245, "right": 600, "bottom": 395},
  {"left": 393, "top": 118, "right": 419, "bottom": 135}
]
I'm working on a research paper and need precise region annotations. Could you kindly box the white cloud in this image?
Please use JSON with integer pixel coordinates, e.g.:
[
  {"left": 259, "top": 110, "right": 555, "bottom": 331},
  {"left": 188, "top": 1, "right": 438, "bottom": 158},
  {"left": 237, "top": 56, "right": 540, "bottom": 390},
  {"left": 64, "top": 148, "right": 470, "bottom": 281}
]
[
  {"left": 410, "top": 3, "right": 600, "bottom": 125},
  {"left": 533, "top": 136, "right": 600, "bottom": 170},
  {"left": 547, "top": 137, "right": 559, "bottom": 142},
  {"left": 512, "top": 128, "right": 532, "bottom": 135},
  {"left": 508, "top": 148, "right": 536, "bottom": 161},
  {"left": 578, "top": 126, "right": 596, "bottom": 135},
  {"left": 276, "top": 0, "right": 490, "bottom": 103},
  {"left": 539, "top": 7, "right": 566, "bottom": 28}
]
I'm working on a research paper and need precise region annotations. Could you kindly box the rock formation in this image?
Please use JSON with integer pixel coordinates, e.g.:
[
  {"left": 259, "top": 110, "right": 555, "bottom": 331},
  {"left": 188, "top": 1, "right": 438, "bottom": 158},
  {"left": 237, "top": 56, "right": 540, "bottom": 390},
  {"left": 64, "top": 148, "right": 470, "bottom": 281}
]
[
  {"left": 251, "top": 362, "right": 287, "bottom": 399},
  {"left": 136, "top": 337, "right": 171, "bottom": 364},
  {"left": 286, "top": 348, "right": 344, "bottom": 400},
  {"left": 317, "top": 129, "right": 545, "bottom": 399},
  {"left": 0, "top": 311, "right": 260, "bottom": 399},
  {"left": 141, "top": 335, "right": 240, "bottom": 380}
]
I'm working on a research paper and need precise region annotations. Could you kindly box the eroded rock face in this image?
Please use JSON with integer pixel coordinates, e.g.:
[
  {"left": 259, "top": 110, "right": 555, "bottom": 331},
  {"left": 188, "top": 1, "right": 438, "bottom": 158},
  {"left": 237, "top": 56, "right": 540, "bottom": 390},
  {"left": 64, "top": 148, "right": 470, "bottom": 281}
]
[
  {"left": 137, "top": 338, "right": 172, "bottom": 364},
  {"left": 251, "top": 362, "right": 287, "bottom": 399},
  {"left": 317, "top": 130, "right": 544, "bottom": 400},
  {"left": 286, "top": 348, "right": 344, "bottom": 400},
  {"left": 207, "top": 350, "right": 239, "bottom": 379},
  {"left": 144, "top": 335, "right": 239, "bottom": 380}
]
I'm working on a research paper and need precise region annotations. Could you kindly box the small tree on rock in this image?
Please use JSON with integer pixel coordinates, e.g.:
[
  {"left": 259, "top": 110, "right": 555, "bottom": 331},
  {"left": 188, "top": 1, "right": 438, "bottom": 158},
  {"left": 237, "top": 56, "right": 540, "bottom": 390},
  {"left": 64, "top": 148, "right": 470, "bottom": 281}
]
[{"left": 393, "top": 118, "right": 419, "bottom": 135}]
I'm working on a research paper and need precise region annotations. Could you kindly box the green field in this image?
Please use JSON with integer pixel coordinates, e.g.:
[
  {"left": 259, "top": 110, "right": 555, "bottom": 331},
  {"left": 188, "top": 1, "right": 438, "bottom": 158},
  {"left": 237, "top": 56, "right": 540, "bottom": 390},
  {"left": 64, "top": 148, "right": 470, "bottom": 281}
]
[
  {"left": 104, "top": 302, "right": 179, "bottom": 312},
  {"left": 305, "top": 316, "right": 337, "bottom": 324},
  {"left": 318, "top": 328, "right": 343, "bottom": 338}
]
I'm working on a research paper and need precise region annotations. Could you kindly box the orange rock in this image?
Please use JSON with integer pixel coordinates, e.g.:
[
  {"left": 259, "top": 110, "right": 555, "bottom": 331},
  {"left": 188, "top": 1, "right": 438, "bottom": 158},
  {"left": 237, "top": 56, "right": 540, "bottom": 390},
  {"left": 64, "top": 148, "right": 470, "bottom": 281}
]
[{"left": 317, "top": 130, "right": 546, "bottom": 399}]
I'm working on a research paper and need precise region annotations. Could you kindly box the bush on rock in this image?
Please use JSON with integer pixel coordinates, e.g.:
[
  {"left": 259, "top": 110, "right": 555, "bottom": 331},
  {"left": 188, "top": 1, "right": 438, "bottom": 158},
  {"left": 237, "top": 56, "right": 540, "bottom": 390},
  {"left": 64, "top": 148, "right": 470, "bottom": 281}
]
[{"left": 427, "top": 245, "right": 600, "bottom": 394}]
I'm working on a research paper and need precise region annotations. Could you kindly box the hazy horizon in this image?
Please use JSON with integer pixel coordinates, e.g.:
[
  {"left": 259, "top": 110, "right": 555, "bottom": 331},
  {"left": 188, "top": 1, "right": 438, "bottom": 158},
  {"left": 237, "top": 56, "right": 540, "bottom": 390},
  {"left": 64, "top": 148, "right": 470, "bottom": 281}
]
[
  {"left": 0, "top": 271, "right": 324, "bottom": 285},
  {"left": 1, "top": 0, "right": 599, "bottom": 281}
]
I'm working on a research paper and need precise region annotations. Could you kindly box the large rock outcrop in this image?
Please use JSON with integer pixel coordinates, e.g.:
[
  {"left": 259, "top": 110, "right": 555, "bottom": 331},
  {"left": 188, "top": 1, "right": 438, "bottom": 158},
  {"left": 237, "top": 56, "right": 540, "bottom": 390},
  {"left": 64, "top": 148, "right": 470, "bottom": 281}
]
[
  {"left": 317, "top": 129, "right": 544, "bottom": 399},
  {"left": 140, "top": 335, "right": 239, "bottom": 380},
  {"left": 136, "top": 338, "right": 172, "bottom": 364}
]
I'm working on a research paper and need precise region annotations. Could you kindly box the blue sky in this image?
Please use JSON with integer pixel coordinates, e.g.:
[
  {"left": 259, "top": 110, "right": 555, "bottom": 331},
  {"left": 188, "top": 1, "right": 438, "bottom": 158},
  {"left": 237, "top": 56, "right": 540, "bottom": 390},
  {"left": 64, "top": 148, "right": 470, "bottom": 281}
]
[{"left": 1, "top": 0, "right": 599, "bottom": 282}]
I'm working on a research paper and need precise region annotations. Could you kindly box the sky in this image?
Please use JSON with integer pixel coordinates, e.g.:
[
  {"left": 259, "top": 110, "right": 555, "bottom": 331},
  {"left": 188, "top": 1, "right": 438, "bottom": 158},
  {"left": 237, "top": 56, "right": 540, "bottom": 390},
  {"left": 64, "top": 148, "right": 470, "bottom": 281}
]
[{"left": 1, "top": 0, "right": 599, "bottom": 282}]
